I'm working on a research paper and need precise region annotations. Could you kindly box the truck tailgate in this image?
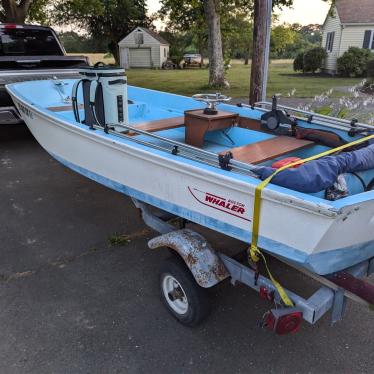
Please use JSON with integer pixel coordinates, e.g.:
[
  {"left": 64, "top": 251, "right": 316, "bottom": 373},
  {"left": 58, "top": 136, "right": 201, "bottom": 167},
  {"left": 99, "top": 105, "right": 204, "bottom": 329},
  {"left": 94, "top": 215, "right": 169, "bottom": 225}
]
[
  {"left": 0, "top": 69, "right": 80, "bottom": 107},
  {"left": 0, "top": 69, "right": 80, "bottom": 124}
]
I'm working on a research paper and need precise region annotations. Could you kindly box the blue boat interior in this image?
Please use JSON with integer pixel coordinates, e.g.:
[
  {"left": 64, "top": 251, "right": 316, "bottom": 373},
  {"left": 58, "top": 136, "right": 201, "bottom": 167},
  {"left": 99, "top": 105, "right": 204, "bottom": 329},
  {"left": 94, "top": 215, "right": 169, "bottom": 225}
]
[{"left": 11, "top": 79, "right": 374, "bottom": 202}]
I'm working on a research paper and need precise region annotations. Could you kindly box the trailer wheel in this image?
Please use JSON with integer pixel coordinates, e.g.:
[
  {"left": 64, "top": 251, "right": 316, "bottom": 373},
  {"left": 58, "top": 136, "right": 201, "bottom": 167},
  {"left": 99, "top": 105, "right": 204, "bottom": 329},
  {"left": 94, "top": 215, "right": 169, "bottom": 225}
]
[{"left": 160, "top": 256, "right": 210, "bottom": 326}]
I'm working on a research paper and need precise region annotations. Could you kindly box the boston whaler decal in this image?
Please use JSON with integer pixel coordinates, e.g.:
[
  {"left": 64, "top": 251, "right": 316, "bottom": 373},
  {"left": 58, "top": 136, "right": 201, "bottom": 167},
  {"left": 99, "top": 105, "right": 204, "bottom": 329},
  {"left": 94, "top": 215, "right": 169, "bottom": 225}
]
[{"left": 188, "top": 187, "right": 250, "bottom": 221}]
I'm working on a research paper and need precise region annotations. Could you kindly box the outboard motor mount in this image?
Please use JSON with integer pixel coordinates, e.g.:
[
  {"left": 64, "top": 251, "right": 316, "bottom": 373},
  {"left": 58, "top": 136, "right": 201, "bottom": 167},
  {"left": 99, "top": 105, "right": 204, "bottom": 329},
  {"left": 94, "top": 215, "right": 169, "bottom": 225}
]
[
  {"left": 72, "top": 64, "right": 129, "bottom": 131},
  {"left": 260, "top": 95, "right": 297, "bottom": 135}
]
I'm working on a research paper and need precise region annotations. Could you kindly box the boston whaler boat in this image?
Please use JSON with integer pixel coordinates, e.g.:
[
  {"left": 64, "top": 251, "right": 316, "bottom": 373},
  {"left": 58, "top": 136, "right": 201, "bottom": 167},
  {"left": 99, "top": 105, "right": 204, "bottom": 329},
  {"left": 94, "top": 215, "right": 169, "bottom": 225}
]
[{"left": 6, "top": 65, "right": 374, "bottom": 334}]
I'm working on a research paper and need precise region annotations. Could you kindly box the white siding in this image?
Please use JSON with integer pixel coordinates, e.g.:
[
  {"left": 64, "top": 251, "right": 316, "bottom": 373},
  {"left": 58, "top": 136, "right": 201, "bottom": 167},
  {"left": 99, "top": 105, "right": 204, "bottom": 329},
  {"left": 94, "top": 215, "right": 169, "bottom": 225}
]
[
  {"left": 159, "top": 46, "right": 169, "bottom": 67},
  {"left": 322, "top": 7, "right": 343, "bottom": 73},
  {"left": 120, "top": 47, "right": 129, "bottom": 68},
  {"left": 118, "top": 28, "right": 168, "bottom": 69},
  {"left": 340, "top": 24, "right": 374, "bottom": 54}
]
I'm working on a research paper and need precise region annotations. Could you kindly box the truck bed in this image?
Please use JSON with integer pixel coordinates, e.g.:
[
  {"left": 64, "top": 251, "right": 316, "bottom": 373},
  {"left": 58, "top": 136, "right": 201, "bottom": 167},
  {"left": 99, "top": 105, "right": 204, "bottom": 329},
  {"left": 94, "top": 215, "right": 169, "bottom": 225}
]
[{"left": 0, "top": 23, "right": 89, "bottom": 125}]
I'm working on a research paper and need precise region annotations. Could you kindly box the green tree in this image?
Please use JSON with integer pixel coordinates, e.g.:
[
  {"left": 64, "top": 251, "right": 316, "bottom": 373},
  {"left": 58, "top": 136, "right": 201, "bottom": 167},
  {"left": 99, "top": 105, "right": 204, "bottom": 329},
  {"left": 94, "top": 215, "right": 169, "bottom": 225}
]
[
  {"left": 158, "top": 30, "right": 195, "bottom": 65},
  {"left": 160, "top": 0, "right": 254, "bottom": 87},
  {"left": 292, "top": 23, "right": 322, "bottom": 44},
  {"left": 59, "top": 31, "right": 109, "bottom": 53},
  {"left": 303, "top": 47, "right": 326, "bottom": 73},
  {"left": 337, "top": 47, "right": 372, "bottom": 77},
  {"left": 159, "top": 1, "right": 207, "bottom": 65},
  {"left": 53, "top": 0, "right": 151, "bottom": 64},
  {"left": 161, "top": 0, "right": 296, "bottom": 89},
  {"left": 293, "top": 51, "right": 304, "bottom": 72},
  {"left": 0, "top": 0, "right": 49, "bottom": 23},
  {"left": 250, "top": 0, "right": 294, "bottom": 103},
  {"left": 221, "top": 8, "right": 252, "bottom": 64},
  {"left": 269, "top": 23, "right": 323, "bottom": 59},
  {"left": 160, "top": 0, "right": 227, "bottom": 87},
  {"left": 203, "top": 0, "right": 227, "bottom": 88},
  {"left": 270, "top": 24, "right": 297, "bottom": 57}
]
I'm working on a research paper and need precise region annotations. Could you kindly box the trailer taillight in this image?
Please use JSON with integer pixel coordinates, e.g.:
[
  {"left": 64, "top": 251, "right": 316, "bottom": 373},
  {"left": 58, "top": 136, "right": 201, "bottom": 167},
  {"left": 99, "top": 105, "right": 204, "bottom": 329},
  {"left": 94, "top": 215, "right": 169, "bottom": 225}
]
[{"left": 263, "top": 308, "right": 303, "bottom": 335}]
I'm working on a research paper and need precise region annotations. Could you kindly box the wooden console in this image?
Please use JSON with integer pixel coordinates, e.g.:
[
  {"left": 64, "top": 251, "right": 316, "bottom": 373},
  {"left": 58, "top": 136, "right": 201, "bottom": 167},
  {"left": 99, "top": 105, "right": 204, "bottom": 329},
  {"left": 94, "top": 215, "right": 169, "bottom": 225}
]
[{"left": 184, "top": 109, "right": 238, "bottom": 148}]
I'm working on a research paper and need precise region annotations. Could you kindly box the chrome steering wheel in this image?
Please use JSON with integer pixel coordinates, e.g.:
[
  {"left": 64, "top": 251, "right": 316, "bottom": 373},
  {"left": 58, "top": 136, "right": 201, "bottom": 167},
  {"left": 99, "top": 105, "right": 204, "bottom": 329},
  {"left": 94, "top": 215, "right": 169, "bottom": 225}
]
[{"left": 192, "top": 93, "right": 231, "bottom": 115}]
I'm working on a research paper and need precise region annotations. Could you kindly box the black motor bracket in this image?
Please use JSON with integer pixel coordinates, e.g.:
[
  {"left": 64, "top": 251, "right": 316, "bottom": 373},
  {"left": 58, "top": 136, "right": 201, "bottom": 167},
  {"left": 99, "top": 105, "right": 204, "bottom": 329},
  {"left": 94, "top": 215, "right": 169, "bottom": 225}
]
[{"left": 260, "top": 96, "right": 297, "bottom": 133}]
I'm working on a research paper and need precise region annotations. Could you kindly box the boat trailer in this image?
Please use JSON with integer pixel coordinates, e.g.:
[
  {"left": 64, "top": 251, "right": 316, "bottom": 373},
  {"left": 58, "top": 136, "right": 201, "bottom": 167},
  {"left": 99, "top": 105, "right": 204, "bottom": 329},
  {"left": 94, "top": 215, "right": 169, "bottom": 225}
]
[{"left": 132, "top": 198, "right": 374, "bottom": 335}]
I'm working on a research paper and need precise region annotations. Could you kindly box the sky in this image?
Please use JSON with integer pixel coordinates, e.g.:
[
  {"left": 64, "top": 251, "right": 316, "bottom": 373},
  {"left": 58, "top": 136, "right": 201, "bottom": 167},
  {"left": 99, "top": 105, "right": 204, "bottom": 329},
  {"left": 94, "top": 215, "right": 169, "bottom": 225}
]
[
  {"left": 276, "top": 0, "right": 330, "bottom": 25},
  {"left": 147, "top": 0, "right": 330, "bottom": 28}
]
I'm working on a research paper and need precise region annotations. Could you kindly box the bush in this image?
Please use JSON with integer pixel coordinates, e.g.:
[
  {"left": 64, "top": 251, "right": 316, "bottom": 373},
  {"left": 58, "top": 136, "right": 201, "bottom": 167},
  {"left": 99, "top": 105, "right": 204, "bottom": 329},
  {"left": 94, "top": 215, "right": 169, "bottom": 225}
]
[
  {"left": 303, "top": 47, "right": 326, "bottom": 73},
  {"left": 337, "top": 47, "right": 372, "bottom": 77},
  {"left": 293, "top": 52, "right": 304, "bottom": 72},
  {"left": 367, "top": 58, "right": 374, "bottom": 78}
]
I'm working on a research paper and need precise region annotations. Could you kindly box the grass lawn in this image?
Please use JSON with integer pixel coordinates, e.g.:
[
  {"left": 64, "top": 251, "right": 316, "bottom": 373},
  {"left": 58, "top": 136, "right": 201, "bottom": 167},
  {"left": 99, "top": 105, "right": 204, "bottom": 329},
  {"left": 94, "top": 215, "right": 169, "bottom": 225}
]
[{"left": 75, "top": 54, "right": 361, "bottom": 99}]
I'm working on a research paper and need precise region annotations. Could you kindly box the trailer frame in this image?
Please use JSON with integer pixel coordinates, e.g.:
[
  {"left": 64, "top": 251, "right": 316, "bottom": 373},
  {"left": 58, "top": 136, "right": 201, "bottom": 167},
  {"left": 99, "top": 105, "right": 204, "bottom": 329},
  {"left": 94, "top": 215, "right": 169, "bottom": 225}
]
[{"left": 132, "top": 198, "right": 374, "bottom": 331}]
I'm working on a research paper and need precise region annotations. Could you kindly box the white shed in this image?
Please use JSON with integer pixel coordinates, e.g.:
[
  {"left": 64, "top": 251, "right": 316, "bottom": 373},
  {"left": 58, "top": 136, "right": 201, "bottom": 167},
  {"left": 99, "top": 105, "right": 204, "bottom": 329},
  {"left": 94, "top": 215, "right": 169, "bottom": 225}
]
[
  {"left": 118, "top": 27, "right": 170, "bottom": 69},
  {"left": 322, "top": 0, "right": 374, "bottom": 74}
]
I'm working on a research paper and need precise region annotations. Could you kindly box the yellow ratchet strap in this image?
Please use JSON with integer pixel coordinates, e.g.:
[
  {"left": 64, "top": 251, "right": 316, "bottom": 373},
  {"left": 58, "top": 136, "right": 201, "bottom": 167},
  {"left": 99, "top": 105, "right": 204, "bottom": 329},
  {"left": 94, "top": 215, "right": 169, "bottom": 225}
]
[{"left": 250, "top": 134, "right": 374, "bottom": 307}]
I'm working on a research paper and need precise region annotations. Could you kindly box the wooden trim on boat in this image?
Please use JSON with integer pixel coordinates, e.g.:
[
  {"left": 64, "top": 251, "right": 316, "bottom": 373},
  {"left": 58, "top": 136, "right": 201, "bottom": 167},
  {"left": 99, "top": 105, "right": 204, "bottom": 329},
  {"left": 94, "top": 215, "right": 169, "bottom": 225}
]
[
  {"left": 222, "top": 136, "right": 314, "bottom": 164},
  {"left": 47, "top": 104, "right": 83, "bottom": 112},
  {"left": 126, "top": 116, "right": 185, "bottom": 136},
  {"left": 237, "top": 116, "right": 263, "bottom": 131}
]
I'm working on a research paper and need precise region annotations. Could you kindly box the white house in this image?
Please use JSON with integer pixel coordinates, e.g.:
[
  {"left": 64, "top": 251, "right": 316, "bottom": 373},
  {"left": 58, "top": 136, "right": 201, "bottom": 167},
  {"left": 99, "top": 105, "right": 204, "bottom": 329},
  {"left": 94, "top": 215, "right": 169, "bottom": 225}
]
[
  {"left": 322, "top": 0, "right": 374, "bottom": 74},
  {"left": 118, "top": 27, "right": 170, "bottom": 69}
]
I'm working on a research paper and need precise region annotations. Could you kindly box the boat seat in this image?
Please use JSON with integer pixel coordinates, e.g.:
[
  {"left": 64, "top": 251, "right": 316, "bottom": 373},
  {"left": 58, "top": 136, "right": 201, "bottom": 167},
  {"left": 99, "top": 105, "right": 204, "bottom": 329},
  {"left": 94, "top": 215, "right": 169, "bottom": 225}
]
[
  {"left": 221, "top": 136, "right": 314, "bottom": 164},
  {"left": 46, "top": 107, "right": 184, "bottom": 135},
  {"left": 126, "top": 116, "right": 185, "bottom": 136}
]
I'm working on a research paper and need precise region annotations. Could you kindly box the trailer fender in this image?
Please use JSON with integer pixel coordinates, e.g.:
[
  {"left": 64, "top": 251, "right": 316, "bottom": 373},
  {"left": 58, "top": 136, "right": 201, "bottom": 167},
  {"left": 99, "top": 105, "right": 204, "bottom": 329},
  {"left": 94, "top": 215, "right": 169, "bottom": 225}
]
[{"left": 148, "top": 229, "right": 229, "bottom": 288}]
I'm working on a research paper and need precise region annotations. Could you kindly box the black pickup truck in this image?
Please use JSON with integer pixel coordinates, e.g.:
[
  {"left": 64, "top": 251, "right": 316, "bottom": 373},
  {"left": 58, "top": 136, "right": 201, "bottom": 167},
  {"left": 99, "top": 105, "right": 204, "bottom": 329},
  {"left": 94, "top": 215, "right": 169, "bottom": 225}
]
[{"left": 0, "top": 23, "right": 88, "bottom": 125}]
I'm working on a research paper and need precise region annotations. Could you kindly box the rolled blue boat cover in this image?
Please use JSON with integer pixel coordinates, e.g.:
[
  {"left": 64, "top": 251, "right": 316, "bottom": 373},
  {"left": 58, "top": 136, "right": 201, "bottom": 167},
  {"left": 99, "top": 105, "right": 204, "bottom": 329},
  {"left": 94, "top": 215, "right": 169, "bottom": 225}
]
[{"left": 253, "top": 143, "right": 374, "bottom": 193}]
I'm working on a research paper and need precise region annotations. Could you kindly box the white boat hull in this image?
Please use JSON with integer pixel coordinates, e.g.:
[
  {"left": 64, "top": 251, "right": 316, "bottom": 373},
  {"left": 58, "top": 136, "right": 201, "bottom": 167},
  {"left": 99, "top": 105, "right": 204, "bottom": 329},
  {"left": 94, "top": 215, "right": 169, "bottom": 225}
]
[{"left": 8, "top": 89, "right": 374, "bottom": 275}]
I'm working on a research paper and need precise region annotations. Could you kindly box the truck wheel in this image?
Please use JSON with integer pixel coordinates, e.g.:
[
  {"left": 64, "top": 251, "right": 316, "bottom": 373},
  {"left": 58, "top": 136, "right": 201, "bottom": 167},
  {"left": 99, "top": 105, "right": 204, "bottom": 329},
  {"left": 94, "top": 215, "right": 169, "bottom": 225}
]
[{"left": 160, "top": 256, "right": 210, "bottom": 326}]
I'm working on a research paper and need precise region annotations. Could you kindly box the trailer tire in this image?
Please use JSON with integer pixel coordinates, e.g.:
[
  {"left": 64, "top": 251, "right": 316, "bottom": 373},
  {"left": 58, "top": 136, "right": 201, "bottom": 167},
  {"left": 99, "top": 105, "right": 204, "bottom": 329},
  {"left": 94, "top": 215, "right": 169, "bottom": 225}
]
[{"left": 160, "top": 256, "right": 210, "bottom": 327}]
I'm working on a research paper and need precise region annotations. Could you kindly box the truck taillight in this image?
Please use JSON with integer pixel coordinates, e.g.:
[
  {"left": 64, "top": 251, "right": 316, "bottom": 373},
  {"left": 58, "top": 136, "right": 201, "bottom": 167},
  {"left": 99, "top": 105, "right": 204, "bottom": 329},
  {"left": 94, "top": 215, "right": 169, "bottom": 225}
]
[
  {"left": 1, "top": 24, "right": 22, "bottom": 29},
  {"left": 263, "top": 308, "right": 303, "bottom": 335}
]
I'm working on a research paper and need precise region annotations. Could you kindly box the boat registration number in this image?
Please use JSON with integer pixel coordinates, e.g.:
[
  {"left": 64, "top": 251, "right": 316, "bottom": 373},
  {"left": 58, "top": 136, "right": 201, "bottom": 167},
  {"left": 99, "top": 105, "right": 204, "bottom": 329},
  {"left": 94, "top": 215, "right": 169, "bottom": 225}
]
[{"left": 16, "top": 102, "right": 34, "bottom": 119}]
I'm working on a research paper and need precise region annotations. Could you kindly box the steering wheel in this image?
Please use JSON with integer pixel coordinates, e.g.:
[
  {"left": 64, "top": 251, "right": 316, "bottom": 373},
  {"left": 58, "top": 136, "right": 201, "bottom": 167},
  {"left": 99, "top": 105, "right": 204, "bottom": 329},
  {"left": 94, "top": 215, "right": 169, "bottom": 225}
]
[{"left": 192, "top": 93, "right": 231, "bottom": 115}]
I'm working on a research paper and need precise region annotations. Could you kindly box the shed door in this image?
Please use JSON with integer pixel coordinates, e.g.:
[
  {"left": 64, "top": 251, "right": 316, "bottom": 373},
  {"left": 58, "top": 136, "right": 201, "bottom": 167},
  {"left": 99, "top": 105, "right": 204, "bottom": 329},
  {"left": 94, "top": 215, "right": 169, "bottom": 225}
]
[{"left": 129, "top": 48, "right": 152, "bottom": 67}]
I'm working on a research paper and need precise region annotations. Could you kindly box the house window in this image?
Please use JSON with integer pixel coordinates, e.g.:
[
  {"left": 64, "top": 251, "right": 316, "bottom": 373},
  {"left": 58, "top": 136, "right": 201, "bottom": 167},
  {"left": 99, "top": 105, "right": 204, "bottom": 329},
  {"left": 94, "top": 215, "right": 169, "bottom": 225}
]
[
  {"left": 164, "top": 48, "right": 166, "bottom": 57},
  {"left": 134, "top": 30, "right": 144, "bottom": 45},
  {"left": 363, "top": 30, "right": 374, "bottom": 50},
  {"left": 326, "top": 32, "right": 335, "bottom": 53}
]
